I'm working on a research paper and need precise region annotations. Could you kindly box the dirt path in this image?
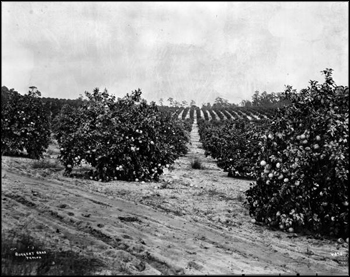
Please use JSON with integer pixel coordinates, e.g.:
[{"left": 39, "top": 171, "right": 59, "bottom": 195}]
[{"left": 1, "top": 120, "right": 349, "bottom": 275}]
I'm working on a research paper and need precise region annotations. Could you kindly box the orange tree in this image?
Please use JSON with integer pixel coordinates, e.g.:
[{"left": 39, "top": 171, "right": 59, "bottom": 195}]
[
  {"left": 1, "top": 88, "right": 51, "bottom": 159},
  {"left": 53, "top": 88, "right": 190, "bottom": 182},
  {"left": 245, "top": 69, "right": 349, "bottom": 238}
]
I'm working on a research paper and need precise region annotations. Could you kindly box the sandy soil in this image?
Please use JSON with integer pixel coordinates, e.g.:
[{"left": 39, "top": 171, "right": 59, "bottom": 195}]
[{"left": 1, "top": 120, "right": 349, "bottom": 275}]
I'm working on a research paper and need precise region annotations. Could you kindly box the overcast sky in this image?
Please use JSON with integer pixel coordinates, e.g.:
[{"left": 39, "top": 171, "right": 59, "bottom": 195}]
[{"left": 2, "top": 2, "right": 348, "bottom": 105}]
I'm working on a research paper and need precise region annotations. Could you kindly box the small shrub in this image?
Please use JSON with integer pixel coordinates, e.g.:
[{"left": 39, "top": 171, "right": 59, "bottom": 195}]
[
  {"left": 191, "top": 157, "right": 203, "bottom": 169},
  {"left": 236, "top": 191, "right": 245, "bottom": 202}
]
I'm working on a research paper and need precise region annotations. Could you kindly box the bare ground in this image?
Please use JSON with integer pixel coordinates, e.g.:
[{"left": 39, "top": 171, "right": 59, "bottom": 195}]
[{"left": 1, "top": 121, "right": 349, "bottom": 275}]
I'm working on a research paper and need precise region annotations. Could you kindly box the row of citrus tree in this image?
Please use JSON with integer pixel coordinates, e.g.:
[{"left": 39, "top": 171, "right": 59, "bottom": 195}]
[
  {"left": 198, "top": 69, "right": 349, "bottom": 238},
  {"left": 198, "top": 118, "right": 270, "bottom": 179},
  {"left": 1, "top": 87, "right": 192, "bottom": 182}
]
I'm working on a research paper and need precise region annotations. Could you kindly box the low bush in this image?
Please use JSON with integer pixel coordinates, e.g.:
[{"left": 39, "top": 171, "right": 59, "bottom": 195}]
[{"left": 191, "top": 157, "right": 204, "bottom": 169}]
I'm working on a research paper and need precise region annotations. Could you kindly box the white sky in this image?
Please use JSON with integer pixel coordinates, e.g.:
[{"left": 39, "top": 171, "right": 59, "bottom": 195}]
[{"left": 2, "top": 2, "right": 348, "bottom": 105}]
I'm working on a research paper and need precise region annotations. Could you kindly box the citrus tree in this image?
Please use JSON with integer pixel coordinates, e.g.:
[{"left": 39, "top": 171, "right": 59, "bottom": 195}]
[
  {"left": 1, "top": 88, "right": 51, "bottom": 159},
  {"left": 245, "top": 69, "right": 349, "bottom": 238},
  {"left": 53, "top": 88, "right": 190, "bottom": 182}
]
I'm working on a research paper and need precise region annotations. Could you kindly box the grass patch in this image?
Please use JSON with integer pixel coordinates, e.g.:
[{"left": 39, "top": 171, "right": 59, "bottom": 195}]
[
  {"left": 206, "top": 189, "right": 224, "bottom": 198},
  {"left": 31, "top": 159, "right": 62, "bottom": 170},
  {"left": 190, "top": 157, "right": 204, "bottom": 169},
  {"left": 1, "top": 228, "right": 106, "bottom": 276},
  {"left": 205, "top": 189, "right": 236, "bottom": 201}
]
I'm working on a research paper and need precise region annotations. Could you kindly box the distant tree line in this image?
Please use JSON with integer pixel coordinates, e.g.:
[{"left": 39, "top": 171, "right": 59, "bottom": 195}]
[
  {"left": 158, "top": 97, "right": 197, "bottom": 108},
  {"left": 158, "top": 92, "right": 291, "bottom": 110},
  {"left": 240, "top": 91, "right": 291, "bottom": 108},
  {"left": 200, "top": 92, "right": 291, "bottom": 109}
]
